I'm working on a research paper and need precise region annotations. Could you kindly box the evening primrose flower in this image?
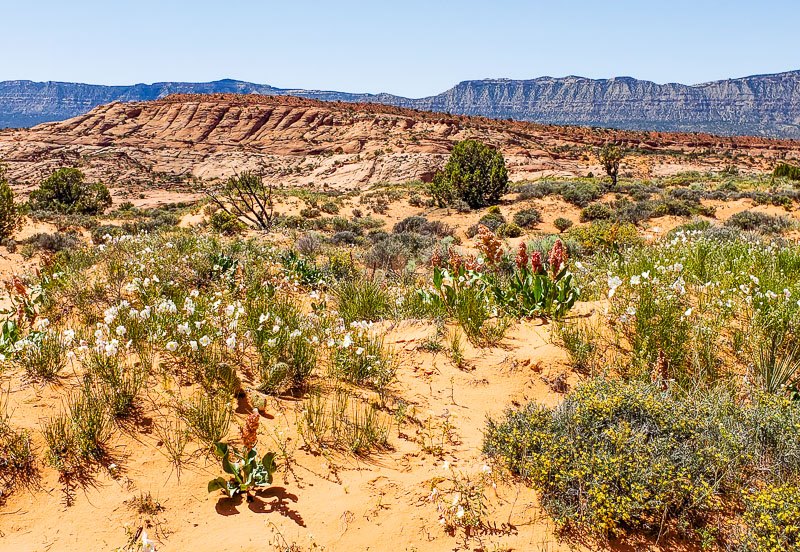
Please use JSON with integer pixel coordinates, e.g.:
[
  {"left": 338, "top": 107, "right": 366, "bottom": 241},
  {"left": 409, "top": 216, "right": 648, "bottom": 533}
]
[
  {"left": 225, "top": 334, "right": 237, "bottom": 349},
  {"left": 342, "top": 334, "right": 353, "bottom": 348},
  {"left": 189, "top": 340, "right": 198, "bottom": 352},
  {"left": 199, "top": 335, "right": 211, "bottom": 347},
  {"left": 165, "top": 341, "right": 178, "bottom": 352},
  {"left": 116, "top": 325, "right": 127, "bottom": 336},
  {"left": 607, "top": 276, "right": 623, "bottom": 298}
]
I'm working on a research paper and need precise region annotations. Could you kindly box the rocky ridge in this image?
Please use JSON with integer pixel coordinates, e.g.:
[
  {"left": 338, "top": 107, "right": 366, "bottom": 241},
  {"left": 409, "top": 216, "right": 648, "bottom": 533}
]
[
  {"left": 2, "top": 71, "right": 800, "bottom": 138},
  {"left": 1, "top": 94, "right": 799, "bottom": 193}
]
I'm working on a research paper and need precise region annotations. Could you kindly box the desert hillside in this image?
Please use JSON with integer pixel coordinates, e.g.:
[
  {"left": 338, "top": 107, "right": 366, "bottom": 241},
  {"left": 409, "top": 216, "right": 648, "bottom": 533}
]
[{"left": 2, "top": 94, "right": 800, "bottom": 195}]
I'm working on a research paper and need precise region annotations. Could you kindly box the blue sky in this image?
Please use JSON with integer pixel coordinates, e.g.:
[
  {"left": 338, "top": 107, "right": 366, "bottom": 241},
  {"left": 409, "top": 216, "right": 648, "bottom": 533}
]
[{"left": 1, "top": 0, "right": 797, "bottom": 97}]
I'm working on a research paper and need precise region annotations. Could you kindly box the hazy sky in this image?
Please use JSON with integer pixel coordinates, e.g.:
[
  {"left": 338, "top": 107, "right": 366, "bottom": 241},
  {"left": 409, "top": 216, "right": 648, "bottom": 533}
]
[{"left": 2, "top": 0, "right": 798, "bottom": 97}]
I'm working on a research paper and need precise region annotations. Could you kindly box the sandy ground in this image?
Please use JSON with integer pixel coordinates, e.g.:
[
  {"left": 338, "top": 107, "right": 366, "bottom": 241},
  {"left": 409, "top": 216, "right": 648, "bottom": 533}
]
[{"left": 1, "top": 184, "right": 798, "bottom": 551}]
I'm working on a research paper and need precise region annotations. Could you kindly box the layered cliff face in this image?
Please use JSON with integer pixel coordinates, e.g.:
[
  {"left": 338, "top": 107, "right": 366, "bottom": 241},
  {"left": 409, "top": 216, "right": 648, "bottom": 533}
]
[
  {"left": 2, "top": 71, "right": 800, "bottom": 137},
  {"left": 403, "top": 72, "right": 800, "bottom": 137},
  {"left": 1, "top": 94, "right": 797, "bottom": 193}
]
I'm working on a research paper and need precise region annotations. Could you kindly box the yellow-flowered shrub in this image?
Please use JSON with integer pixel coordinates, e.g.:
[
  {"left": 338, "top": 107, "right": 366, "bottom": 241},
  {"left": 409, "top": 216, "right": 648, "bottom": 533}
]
[
  {"left": 483, "top": 379, "right": 750, "bottom": 537},
  {"left": 742, "top": 484, "right": 800, "bottom": 552}
]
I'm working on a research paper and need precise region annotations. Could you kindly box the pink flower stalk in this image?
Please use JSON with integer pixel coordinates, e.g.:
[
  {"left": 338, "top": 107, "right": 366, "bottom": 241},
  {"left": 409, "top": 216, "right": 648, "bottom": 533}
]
[
  {"left": 548, "top": 239, "right": 567, "bottom": 275},
  {"left": 515, "top": 242, "right": 529, "bottom": 270},
  {"left": 530, "top": 251, "right": 543, "bottom": 274}
]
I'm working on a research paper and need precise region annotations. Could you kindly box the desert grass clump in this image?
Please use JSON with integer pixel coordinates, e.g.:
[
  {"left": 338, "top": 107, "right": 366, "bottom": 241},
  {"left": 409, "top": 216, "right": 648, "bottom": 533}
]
[
  {"left": 69, "top": 384, "right": 113, "bottom": 461},
  {"left": 0, "top": 389, "right": 36, "bottom": 490},
  {"left": 299, "top": 388, "right": 391, "bottom": 455},
  {"left": 42, "top": 412, "right": 76, "bottom": 470},
  {"left": 329, "top": 328, "right": 395, "bottom": 392},
  {"left": 181, "top": 392, "right": 233, "bottom": 449},
  {"left": 14, "top": 327, "right": 69, "bottom": 381},
  {"left": 154, "top": 418, "right": 190, "bottom": 477},
  {"left": 85, "top": 351, "right": 148, "bottom": 418},
  {"left": 554, "top": 321, "right": 599, "bottom": 374},
  {"left": 334, "top": 277, "right": 392, "bottom": 324},
  {"left": 751, "top": 333, "right": 800, "bottom": 395}
]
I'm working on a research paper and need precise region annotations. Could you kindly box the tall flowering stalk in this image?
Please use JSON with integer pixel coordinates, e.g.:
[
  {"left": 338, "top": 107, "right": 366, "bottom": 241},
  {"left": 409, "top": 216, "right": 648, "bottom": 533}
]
[{"left": 476, "top": 225, "right": 504, "bottom": 268}]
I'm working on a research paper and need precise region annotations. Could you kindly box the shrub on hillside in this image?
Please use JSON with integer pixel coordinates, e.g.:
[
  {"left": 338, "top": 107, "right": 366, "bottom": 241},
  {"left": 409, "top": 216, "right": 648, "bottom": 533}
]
[
  {"left": 483, "top": 379, "right": 798, "bottom": 549},
  {"left": 0, "top": 168, "right": 22, "bottom": 239},
  {"left": 497, "top": 222, "right": 522, "bottom": 238},
  {"left": 566, "top": 221, "right": 642, "bottom": 254},
  {"left": 209, "top": 209, "right": 246, "bottom": 235},
  {"left": 512, "top": 207, "right": 542, "bottom": 228},
  {"left": 579, "top": 202, "right": 613, "bottom": 222},
  {"left": 430, "top": 140, "right": 509, "bottom": 209},
  {"left": 561, "top": 181, "right": 603, "bottom": 207},
  {"left": 29, "top": 168, "right": 112, "bottom": 215},
  {"left": 553, "top": 217, "right": 573, "bottom": 233},
  {"left": 773, "top": 162, "right": 800, "bottom": 181},
  {"left": 725, "top": 210, "right": 792, "bottom": 234}
]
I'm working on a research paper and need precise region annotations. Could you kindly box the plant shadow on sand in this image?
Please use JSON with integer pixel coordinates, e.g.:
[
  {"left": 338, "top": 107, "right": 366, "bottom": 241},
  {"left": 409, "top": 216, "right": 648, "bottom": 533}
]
[{"left": 214, "top": 486, "right": 304, "bottom": 526}]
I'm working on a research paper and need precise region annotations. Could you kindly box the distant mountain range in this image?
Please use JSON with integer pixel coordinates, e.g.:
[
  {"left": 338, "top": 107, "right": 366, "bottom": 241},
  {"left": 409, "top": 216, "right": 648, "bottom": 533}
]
[{"left": 2, "top": 70, "right": 800, "bottom": 138}]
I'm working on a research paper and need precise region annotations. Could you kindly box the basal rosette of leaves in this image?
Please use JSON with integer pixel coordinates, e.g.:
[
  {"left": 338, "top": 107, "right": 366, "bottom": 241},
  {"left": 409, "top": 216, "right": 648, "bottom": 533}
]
[
  {"left": 486, "top": 263, "right": 579, "bottom": 319},
  {"left": 207, "top": 441, "right": 277, "bottom": 499}
]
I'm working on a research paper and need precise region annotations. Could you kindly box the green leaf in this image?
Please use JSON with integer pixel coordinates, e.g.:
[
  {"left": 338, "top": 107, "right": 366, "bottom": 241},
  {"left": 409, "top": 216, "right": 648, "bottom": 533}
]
[
  {"left": 213, "top": 442, "right": 229, "bottom": 458},
  {"left": 207, "top": 477, "right": 227, "bottom": 493},
  {"left": 222, "top": 455, "right": 240, "bottom": 478}
]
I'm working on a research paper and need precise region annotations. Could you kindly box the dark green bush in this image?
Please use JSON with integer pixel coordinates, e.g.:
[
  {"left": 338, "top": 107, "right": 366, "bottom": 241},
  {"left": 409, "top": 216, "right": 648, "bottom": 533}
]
[
  {"left": 773, "top": 162, "right": 800, "bottom": 181},
  {"left": 430, "top": 140, "right": 509, "bottom": 208},
  {"left": 553, "top": 217, "right": 573, "bottom": 233},
  {"left": 29, "top": 168, "right": 112, "bottom": 215}
]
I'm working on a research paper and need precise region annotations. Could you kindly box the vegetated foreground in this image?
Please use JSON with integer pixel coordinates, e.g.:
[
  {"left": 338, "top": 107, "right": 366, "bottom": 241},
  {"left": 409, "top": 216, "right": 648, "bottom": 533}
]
[{"left": 2, "top": 109, "right": 800, "bottom": 551}]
